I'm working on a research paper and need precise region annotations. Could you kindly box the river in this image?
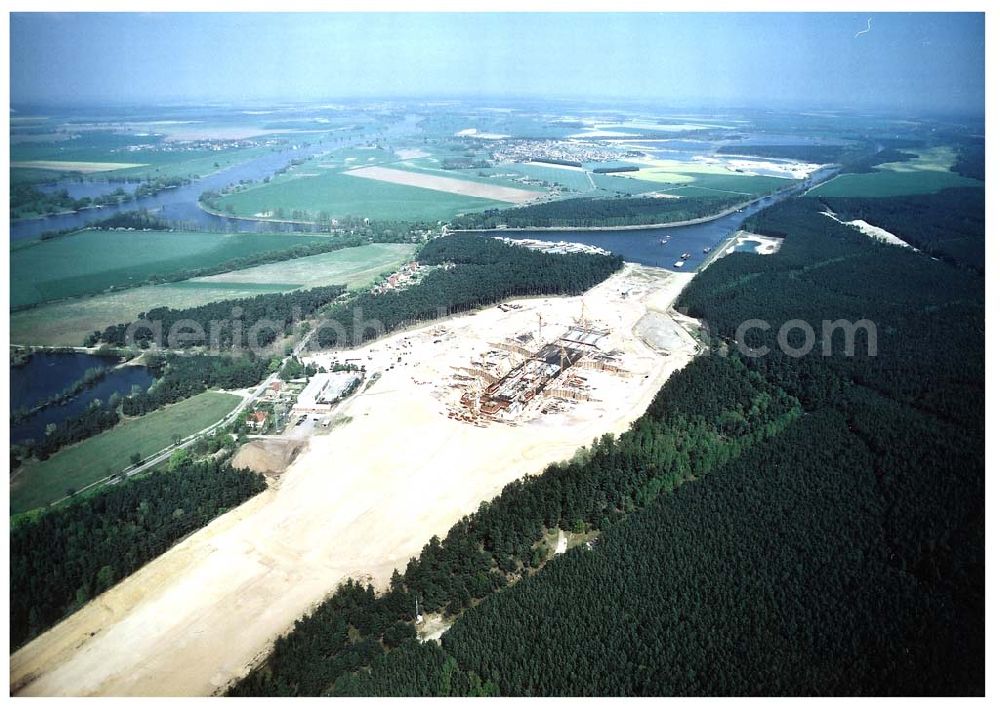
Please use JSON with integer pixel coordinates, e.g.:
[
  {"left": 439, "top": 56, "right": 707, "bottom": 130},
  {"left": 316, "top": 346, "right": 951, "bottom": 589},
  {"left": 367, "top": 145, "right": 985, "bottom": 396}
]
[{"left": 10, "top": 142, "right": 330, "bottom": 242}]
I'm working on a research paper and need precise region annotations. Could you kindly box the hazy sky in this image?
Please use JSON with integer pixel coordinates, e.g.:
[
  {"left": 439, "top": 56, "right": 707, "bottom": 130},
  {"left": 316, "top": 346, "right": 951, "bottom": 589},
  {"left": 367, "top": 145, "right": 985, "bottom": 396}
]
[{"left": 10, "top": 12, "right": 985, "bottom": 114}]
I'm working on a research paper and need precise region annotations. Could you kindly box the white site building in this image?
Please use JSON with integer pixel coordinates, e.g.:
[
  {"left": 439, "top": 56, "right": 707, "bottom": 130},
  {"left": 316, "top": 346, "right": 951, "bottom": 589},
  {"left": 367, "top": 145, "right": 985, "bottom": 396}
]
[{"left": 293, "top": 372, "right": 362, "bottom": 413}]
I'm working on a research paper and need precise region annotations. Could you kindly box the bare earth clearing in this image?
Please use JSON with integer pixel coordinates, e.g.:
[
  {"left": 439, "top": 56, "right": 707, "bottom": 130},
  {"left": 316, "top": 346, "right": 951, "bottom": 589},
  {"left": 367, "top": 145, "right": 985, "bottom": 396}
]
[
  {"left": 11, "top": 265, "right": 698, "bottom": 697},
  {"left": 820, "top": 210, "right": 917, "bottom": 250},
  {"left": 345, "top": 165, "right": 542, "bottom": 203}
]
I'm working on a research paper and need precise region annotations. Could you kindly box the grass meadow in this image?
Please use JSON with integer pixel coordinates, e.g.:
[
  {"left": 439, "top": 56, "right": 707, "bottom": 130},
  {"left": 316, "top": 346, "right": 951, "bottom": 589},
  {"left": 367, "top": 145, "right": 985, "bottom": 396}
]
[
  {"left": 807, "top": 169, "right": 983, "bottom": 198},
  {"left": 11, "top": 230, "right": 338, "bottom": 308},
  {"left": 10, "top": 243, "right": 416, "bottom": 346},
  {"left": 10, "top": 391, "right": 242, "bottom": 514},
  {"left": 221, "top": 169, "right": 512, "bottom": 221}
]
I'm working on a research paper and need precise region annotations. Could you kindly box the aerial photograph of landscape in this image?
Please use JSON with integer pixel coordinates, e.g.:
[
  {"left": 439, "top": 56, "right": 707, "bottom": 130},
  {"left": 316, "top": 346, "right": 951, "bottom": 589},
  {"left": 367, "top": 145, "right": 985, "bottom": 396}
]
[{"left": 5, "top": 5, "right": 990, "bottom": 702}]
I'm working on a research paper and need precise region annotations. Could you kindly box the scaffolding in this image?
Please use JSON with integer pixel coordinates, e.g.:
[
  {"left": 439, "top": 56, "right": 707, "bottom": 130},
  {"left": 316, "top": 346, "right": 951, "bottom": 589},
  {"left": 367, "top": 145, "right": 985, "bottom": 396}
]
[{"left": 454, "top": 321, "right": 619, "bottom": 421}]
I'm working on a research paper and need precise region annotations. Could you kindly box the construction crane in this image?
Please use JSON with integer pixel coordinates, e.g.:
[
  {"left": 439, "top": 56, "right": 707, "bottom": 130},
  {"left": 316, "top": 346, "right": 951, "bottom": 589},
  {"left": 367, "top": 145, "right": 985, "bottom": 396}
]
[{"left": 467, "top": 375, "right": 482, "bottom": 416}]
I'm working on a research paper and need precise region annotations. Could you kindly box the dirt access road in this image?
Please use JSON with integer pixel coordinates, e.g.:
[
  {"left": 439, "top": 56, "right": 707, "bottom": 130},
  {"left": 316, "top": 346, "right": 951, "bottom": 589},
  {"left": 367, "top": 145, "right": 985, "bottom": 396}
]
[{"left": 11, "top": 264, "right": 698, "bottom": 697}]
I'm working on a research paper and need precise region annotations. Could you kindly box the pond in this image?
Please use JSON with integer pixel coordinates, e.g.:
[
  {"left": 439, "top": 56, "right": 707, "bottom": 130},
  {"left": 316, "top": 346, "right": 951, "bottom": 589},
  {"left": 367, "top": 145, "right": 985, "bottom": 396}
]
[{"left": 10, "top": 351, "right": 155, "bottom": 444}]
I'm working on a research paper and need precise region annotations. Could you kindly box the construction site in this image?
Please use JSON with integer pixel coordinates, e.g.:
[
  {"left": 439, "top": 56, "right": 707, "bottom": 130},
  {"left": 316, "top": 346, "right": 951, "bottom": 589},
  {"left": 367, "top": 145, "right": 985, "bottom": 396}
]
[
  {"left": 10, "top": 264, "right": 702, "bottom": 697},
  {"left": 448, "top": 312, "right": 628, "bottom": 425}
]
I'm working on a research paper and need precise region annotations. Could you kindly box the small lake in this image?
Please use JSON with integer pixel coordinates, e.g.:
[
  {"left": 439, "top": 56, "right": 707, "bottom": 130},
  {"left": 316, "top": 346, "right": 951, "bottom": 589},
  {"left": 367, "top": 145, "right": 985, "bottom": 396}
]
[
  {"left": 735, "top": 239, "right": 763, "bottom": 253},
  {"left": 10, "top": 351, "right": 155, "bottom": 444}
]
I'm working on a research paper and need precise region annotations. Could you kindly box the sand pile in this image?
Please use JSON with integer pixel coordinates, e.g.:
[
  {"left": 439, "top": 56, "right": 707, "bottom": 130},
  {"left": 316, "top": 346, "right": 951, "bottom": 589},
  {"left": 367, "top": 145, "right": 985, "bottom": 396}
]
[{"left": 232, "top": 439, "right": 303, "bottom": 475}]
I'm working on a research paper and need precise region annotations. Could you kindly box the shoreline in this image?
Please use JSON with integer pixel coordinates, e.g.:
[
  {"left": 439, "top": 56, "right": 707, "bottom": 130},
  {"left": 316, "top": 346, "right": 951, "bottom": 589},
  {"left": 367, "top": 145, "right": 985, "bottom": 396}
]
[
  {"left": 446, "top": 165, "right": 838, "bottom": 234},
  {"left": 197, "top": 200, "right": 325, "bottom": 229},
  {"left": 445, "top": 195, "right": 759, "bottom": 233}
]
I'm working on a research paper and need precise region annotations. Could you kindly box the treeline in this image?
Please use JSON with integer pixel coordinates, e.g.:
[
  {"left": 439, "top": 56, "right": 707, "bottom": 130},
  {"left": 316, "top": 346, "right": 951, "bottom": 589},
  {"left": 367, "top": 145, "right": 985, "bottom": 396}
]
[
  {"left": 33, "top": 210, "right": 171, "bottom": 243},
  {"left": 529, "top": 157, "right": 582, "bottom": 168},
  {"left": 312, "top": 235, "right": 622, "bottom": 348},
  {"left": 91, "top": 284, "right": 346, "bottom": 351},
  {"left": 87, "top": 209, "right": 170, "bottom": 231},
  {"left": 229, "top": 356, "right": 802, "bottom": 696},
  {"left": 450, "top": 196, "right": 743, "bottom": 229},
  {"left": 591, "top": 166, "right": 639, "bottom": 174},
  {"left": 9, "top": 171, "right": 189, "bottom": 218},
  {"left": 133, "top": 175, "right": 192, "bottom": 198},
  {"left": 11, "top": 183, "right": 130, "bottom": 220},
  {"left": 279, "top": 356, "right": 318, "bottom": 381},
  {"left": 10, "top": 460, "right": 266, "bottom": 651},
  {"left": 953, "top": 141, "right": 985, "bottom": 181},
  {"left": 716, "top": 144, "right": 845, "bottom": 163},
  {"left": 839, "top": 146, "right": 918, "bottom": 174},
  {"left": 28, "top": 401, "right": 122, "bottom": 461},
  {"left": 821, "top": 187, "right": 985, "bottom": 271},
  {"left": 120, "top": 353, "right": 272, "bottom": 417},
  {"left": 336, "top": 216, "right": 434, "bottom": 243}
]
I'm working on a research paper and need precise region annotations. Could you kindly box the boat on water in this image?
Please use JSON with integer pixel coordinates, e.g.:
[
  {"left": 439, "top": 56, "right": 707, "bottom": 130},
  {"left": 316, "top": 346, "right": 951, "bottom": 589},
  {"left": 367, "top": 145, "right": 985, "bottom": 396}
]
[
  {"left": 674, "top": 260, "right": 685, "bottom": 268},
  {"left": 703, "top": 246, "right": 712, "bottom": 253},
  {"left": 659, "top": 237, "right": 671, "bottom": 245},
  {"left": 681, "top": 252, "right": 691, "bottom": 260}
]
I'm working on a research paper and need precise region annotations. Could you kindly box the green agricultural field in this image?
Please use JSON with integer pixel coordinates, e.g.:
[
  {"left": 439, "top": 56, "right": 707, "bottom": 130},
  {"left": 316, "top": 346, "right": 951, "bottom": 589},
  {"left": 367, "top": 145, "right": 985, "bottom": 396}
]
[
  {"left": 505, "top": 163, "right": 596, "bottom": 192},
  {"left": 10, "top": 166, "right": 77, "bottom": 184},
  {"left": 10, "top": 391, "right": 242, "bottom": 514},
  {"left": 386, "top": 163, "right": 545, "bottom": 193},
  {"left": 221, "top": 169, "right": 512, "bottom": 221},
  {"left": 10, "top": 133, "right": 278, "bottom": 181},
  {"left": 675, "top": 172, "right": 791, "bottom": 195},
  {"left": 10, "top": 230, "right": 338, "bottom": 308},
  {"left": 10, "top": 243, "right": 416, "bottom": 346},
  {"left": 807, "top": 169, "right": 983, "bottom": 198},
  {"left": 312, "top": 146, "right": 397, "bottom": 171},
  {"left": 623, "top": 168, "right": 791, "bottom": 195},
  {"left": 807, "top": 144, "right": 985, "bottom": 198},
  {"left": 664, "top": 184, "right": 754, "bottom": 198},
  {"left": 590, "top": 172, "right": 669, "bottom": 195}
]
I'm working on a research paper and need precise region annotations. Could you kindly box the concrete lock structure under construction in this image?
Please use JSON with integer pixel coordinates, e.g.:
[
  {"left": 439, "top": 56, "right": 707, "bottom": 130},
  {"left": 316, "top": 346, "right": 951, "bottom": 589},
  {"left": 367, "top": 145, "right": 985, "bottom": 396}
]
[{"left": 450, "top": 318, "right": 627, "bottom": 425}]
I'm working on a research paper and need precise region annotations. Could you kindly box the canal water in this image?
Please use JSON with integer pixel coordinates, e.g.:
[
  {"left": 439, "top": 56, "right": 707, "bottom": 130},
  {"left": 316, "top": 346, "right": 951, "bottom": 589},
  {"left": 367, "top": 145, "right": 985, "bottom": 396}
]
[{"left": 466, "top": 167, "right": 835, "bottom": 272}]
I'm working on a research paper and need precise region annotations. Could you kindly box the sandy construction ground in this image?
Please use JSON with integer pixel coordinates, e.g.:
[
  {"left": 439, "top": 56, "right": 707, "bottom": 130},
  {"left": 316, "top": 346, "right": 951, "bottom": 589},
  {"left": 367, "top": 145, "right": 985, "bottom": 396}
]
[
  {"left": 820, "top": 211, "right": 917, "bottom": 250},
  {"left": 11, "top": 264, "right": 699, "bottom": 697},
  {"left": 345, "top": 165, "right": 541, "bottom": 203}
]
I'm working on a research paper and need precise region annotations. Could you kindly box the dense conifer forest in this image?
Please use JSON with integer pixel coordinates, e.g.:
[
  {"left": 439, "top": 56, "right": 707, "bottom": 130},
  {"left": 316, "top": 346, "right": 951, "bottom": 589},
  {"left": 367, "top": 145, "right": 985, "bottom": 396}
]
[
  {"left": 313, "top": 235, "right": 622, "bottom": 348},
  {"left": 119, "top": 353, "right": 272, "bottom": 416},
  {"left": 229, "top": 194, "right": 982, "bottom": 696},
  {"left": 10, "top": 461, "right": 265, "bottom": 650},
  {"left": 92, "top": 284, "right": 346, "bottom": 350},
  {"left": 449, "top": 196, "right": 743, "bottom": 229},
  {"left": 229, "top": 355, "right": 803, "bottom": 695},
  {"left": 820, "top": 187, "right": 984, "bottom": 270}
]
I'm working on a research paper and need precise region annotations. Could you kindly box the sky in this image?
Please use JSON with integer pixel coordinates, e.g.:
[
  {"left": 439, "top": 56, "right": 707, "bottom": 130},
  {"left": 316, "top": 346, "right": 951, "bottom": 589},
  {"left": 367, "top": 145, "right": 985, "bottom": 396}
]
[{"left": 9, "top": 12, "right": 986, "bottom": 114}]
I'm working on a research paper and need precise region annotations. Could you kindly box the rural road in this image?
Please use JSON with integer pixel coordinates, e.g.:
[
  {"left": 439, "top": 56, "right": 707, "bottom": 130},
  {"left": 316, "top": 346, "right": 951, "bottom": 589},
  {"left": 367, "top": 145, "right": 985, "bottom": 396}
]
[{"left": 43, "top": 327, "right": 320, "bottom": 509}]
